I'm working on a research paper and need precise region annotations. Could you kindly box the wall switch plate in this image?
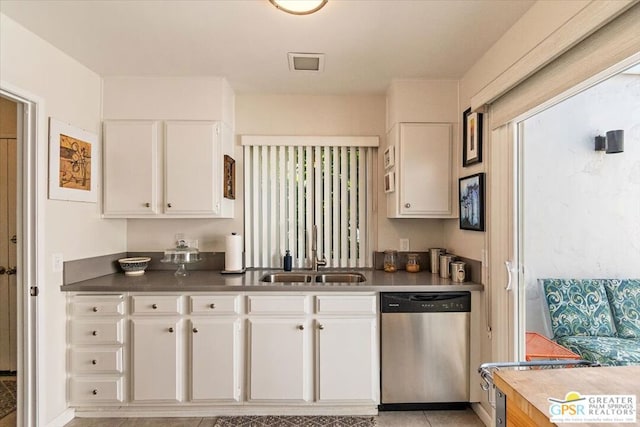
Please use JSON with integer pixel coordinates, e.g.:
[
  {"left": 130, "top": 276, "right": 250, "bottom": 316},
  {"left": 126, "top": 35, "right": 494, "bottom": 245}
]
[
  {"left": 399, "top": 238, "right": 410, "bottom": 251},
  {"left": 52, "top": 253, "right": 63, "bottom": 273}
]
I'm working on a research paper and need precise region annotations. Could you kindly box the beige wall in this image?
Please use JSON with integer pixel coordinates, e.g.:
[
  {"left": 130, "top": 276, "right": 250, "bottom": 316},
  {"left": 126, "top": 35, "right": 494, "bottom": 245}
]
[{"left": 0, "top": 13, "right": 127, "bottom": 425}]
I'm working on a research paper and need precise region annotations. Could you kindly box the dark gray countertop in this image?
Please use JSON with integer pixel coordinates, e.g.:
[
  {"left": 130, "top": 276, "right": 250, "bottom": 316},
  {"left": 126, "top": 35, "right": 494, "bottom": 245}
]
[{"left": 60, "top": 269, "right": 483, "bottom": 292}]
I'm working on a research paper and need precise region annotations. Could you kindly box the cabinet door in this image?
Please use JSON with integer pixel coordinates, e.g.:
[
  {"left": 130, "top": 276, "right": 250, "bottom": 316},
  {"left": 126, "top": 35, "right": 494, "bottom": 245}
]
[
  {"left": 131, "top": 318, "right": 182, "bottom": 402},
  {"left": 399, "top": 123, "right": 452, "bottom": 216},
  {"left": 103, "top": 121, "right": 158, "bottom": 215},
  {"left": 164, "top": 121, "right": 220, "bottom": 215},
  {"left": 317, "top": 318, "right": 378, "bottom": 402},
  {"left": 189, "top": 318, "right": 241, "bottom": 402},
  {"left": 248, "top": 318, "right": 309, "bottom": 402}
]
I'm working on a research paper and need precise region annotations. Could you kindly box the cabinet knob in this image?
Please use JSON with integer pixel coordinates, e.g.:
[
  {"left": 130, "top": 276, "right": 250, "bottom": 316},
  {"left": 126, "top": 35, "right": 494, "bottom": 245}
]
[
  {"left": 91, "top": 359, "right": 97, "bottom": 365},
  {"left": 145, "top": 202, "right": 150, "bottom": 208},
  {"left": 318, "top": 324, "right": 325, "bottom": 330},
  {"left": 168, "top": 327, "right": 174, "bottom": 333},
  {"left": 6, "top": 267, "right": 16, "bottom": 275},
  {"left": 209, "top": 303, "right": 216, "bottom": 309},
  {"left": 404, "top": 203, "right": 411, "bottom": 208},
  {"left": 0, "top": 267, "right": 5, "bottom": 275},
  {"left": 92, "top": 389, "right": 98, "bottom": 395},
  {"left": 192, "top": 328, "right": 199, "bottom": 333},
  {"left": 297, "top": 325, "right": 304, "bottom": 330},
  {"left": 91, "top": 330, "right": 98, "bottom": 336},
  {"left": 92, "top": 306, "right": 98, "bottom": 312},
  {"left": 167, "top": 203, "right": 172, "bottom": 208},
  {"left": 152, "top": 304, "right": 158, "bottom": 309}
]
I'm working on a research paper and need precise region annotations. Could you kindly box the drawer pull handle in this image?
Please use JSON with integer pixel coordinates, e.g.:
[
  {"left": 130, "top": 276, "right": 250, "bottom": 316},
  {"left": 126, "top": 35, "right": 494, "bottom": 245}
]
[
  {"left": 209, "top": 303, "right": 216, "bottom": 309},
  {"left": 152, "top": 304, "right": 158, "bottom": 309},
  {"left": 318, "top": 324, "right": 325, "bottom": 330},
  {"left": 193, "top": 328, "right": 198, "bottom": 333},
  {"left": 92, "top": 307, "right": 98, "bottom": 312},
  {"left": 167, "top": 203, "right": 172, "bottom": 208},
  {"left": 145, "top": 202, "right": 150, "bottom": 208},
  {"left": 405, "top": 203, "right": 411, "bottom": 208},
  {"left": 297, "top": 325, "right": 304, "bottom": 330},
  {"left": 168, "top": 327, "right": 174, "bottom": 333},
  {"left": 91, "top": 360, "right": 97, "bottom": 365},
  {"left": 91, "top": 331, "right": 98, "bottom": 336},
  {"left": 92, "top": 389, "right": 98, "bottom": 395}
]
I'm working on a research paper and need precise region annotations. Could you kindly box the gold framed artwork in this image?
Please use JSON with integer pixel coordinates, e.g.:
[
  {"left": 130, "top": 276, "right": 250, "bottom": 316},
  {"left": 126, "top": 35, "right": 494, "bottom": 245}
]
[
  {"left": 463, "top": 107, "right": 483, "bottom": 167},
  {"left": 224, "top": 155, "right": 236, "bottom": 199},
  {"left": 48, "top": 118, "right": 98, "bottom": 202}
]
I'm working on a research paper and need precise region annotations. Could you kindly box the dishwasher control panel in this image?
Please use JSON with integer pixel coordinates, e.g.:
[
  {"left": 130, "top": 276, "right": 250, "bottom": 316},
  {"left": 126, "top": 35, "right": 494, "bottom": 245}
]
[{"left": 380, "top": 292, "right": 471, "bottom": 313}]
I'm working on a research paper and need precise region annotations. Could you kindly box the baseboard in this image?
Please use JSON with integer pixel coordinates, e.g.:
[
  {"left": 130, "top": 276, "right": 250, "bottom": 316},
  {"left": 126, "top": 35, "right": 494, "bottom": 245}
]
[
  {"left": 45, "top": 408, "right": 75, "bottom": 427},
  {"left": 471, "top": 402, "right": 492, "bottom": 427}
]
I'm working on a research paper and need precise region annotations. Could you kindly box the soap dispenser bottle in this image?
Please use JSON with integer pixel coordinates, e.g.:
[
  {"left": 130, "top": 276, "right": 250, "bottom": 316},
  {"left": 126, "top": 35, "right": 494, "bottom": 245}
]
[{"left": 283, "top": 250, "right": 292, "bottom": 271}]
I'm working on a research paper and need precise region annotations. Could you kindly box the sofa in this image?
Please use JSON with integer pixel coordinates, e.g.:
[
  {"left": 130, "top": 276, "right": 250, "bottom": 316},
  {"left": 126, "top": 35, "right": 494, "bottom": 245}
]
[{"left": 541, "top": 278, "right": 640, "bottom": 366}]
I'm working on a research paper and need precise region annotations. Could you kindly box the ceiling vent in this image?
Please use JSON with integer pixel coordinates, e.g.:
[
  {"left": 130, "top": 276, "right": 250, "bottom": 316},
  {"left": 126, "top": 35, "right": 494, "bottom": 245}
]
[{"left": 288, "top": 52, "right": 325, "bottom": 73}]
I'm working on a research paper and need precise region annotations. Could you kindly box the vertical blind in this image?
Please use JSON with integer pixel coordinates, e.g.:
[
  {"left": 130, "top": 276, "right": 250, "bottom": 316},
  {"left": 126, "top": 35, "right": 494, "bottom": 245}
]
[{"left": 243, "top": 143, "right": 374, "bottom": 268}]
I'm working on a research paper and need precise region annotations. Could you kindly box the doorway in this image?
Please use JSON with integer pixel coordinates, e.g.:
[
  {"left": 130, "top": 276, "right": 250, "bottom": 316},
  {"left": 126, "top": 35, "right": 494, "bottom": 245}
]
[
  {"left": 515, "top": 61, "right": 640, "bottom": 361},
  {"left": 0, "top": 95, "right": 18, "bottom": 423}
]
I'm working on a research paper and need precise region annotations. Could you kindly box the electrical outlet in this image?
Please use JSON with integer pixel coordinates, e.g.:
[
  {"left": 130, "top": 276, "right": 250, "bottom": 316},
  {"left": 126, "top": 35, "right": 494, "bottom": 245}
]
[
  {"left": 399, "top": 238, "right": 410, "bottom": 251},
  {"left": 52, "top": 253, "right": 63, "bottom": 273}
]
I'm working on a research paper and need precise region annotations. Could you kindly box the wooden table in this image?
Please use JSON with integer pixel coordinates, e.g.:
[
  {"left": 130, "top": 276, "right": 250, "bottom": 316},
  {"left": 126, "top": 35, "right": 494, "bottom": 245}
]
[{"left": 494, "top": 365, "right": 640, "bottom": 427}]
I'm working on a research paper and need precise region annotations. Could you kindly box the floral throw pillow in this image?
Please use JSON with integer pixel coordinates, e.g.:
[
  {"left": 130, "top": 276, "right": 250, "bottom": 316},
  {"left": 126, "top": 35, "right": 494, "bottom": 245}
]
[
  {"left": 604, "top": 279, "right": 640, "bottom": 339},
  {"left": 541, "top": 279, "right": 616, "bottom": 338}
]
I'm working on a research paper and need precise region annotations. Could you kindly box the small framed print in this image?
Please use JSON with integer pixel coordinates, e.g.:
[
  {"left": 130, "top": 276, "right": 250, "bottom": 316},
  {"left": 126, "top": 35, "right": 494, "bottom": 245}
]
[
  {"left": 383, "top": 146, "right": 395, "bottom": 169},
  {"left": 459, "top": 172, "right": 485, "bottom": 231},
  {"left": 463, "top": 107, "right": 483, "bottom": 167},
  {"left": 48, "top": 118, "right": 98, "bottom": 203},
  {"left": 384, "top": 171, "right": 395, "bottom": 193},
  {"left": 223, "top": 155, "right": 235, "bottom": 199}
]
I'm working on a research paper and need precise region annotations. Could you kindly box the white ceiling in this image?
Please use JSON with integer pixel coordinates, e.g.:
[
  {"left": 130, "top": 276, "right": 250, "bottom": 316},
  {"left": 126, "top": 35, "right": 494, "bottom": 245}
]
[{"left": 0, "top": 0, "right": 535, "bottom": 95}]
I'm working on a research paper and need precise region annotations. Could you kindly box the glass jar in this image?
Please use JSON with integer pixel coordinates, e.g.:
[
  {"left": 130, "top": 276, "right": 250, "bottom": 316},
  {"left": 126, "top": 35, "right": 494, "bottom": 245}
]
[
  {"left": 406, "top": 253, "right": 420, "bottom": 273},
  {"left": 383, "top": 250, "right": 398, "bottom": 273}
]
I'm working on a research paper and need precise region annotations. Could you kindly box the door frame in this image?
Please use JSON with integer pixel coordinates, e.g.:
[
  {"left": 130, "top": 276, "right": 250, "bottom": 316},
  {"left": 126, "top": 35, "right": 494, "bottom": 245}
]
[{"left": 0, "top": 83, "right": 42, "bottom": 427}]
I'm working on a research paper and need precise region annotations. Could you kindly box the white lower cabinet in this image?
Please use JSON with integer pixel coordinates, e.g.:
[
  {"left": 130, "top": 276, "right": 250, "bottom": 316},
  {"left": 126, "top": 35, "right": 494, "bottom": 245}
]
[
  {"left": 248, "top": 318, "right": 309, "bottom": 402},
  {"left": 190, "top": 318, "right": 241, "bottom": 402},
  {"left": 130, "top": 318, "right": 182, "bottom": 403}
]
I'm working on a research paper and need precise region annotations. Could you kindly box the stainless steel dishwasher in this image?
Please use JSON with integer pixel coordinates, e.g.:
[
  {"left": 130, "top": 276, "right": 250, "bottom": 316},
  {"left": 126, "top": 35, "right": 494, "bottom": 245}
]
[{"left": 380, "top": 292, "right": 471, "bottom": 410}]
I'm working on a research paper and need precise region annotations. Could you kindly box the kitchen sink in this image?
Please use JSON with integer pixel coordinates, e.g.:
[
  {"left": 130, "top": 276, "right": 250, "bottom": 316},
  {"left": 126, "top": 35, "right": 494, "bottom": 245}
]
[
  {"left": 315, "top": 273, "right": 366, "bottom": 283},
  {"left": 260, "top": 273, "right": 313, "bottom": 283},
  {"left": 259, "top": 272, "right": 366, "bottom": 283}
]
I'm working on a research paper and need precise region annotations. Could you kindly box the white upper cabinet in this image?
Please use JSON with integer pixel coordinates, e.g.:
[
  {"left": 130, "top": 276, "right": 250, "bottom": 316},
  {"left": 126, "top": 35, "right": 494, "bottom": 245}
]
[
  {"left": 103, "top": 120, "right": 233, "bottom": 218},
  {"left": 386, "top": 123, "right": 453, "bottom": 218}
]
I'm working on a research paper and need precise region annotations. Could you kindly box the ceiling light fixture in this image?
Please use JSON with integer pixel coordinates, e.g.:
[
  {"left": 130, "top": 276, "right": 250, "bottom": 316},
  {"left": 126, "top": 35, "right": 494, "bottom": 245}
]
[{"left": 269, "top": 0, "right": 328, "bottom": 15}]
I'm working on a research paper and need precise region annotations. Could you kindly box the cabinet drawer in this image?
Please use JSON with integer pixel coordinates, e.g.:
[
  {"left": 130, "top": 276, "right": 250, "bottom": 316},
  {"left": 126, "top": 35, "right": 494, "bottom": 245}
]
[
  {"left": 248, "top": 295, "right": 307, "bottom": 314},
  {"left": 190, "top": 295, "right": 239, "bottom": 314},
  {"left": 70, "top": 295, "right": 124, "bottom": 316},
  {"left": 70, "top": 347, "right": 123, "bottom": 374},
  {"left": 131, "top": 295, "right": 181, "bottom": 314},
  {"left": 316, "top": 295, "right": 376, "bottom": 314},
  {"left": 70, "top": 320, "right": 123, "bottom": 345},
  {"left": 69, "top": 377, "right": 123, "bottom": 404}
]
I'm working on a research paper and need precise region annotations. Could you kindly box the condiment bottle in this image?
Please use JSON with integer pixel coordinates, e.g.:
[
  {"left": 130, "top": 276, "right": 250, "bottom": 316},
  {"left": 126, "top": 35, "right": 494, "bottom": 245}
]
[
  {"left": 406, "top": 253, "right": 420, "bottom": 273},
  {"left": 384, "top": 250, "right": 397, "bottom": 273}
]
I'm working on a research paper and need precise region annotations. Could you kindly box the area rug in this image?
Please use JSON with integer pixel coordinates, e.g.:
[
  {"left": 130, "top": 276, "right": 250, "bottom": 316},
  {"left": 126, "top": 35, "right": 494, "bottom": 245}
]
[
  {"left": 213, "top": 415, "right": 376, "bottom": 427},
  {"left": 0, "top": 379, "right": 17, "bottom": 419}
]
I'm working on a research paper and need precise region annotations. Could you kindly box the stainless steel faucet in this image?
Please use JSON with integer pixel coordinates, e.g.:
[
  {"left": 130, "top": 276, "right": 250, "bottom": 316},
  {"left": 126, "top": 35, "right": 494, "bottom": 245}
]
[{"left": 311, "top": 224, "right": 327, "bottom": 271}]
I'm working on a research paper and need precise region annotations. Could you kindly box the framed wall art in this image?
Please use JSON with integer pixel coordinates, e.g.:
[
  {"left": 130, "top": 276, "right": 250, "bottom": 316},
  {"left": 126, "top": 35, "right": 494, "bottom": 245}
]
[
  {"left": 384, "top": 171, "right": 395, "bottom": 193},
  {"left": 459, "top": 172, "right": 485, "bottom": 231},
  {"left": 462, "top": 107, "right": 483, "bottom": 167},
  {"left": 224, "top": 154, "right": 236, "bottom": 199},
  {"left": 383, "top": 145, "right": 395, "bottom": 169},
  {"left": 48, "top": 117, "right": 98, "bottom": 203}
]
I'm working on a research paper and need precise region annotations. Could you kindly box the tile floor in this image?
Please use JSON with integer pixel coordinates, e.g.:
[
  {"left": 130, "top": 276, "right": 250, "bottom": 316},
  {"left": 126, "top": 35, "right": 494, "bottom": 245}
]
[{"left": 63, "top": 409, "right": 485, "bottom": 427}]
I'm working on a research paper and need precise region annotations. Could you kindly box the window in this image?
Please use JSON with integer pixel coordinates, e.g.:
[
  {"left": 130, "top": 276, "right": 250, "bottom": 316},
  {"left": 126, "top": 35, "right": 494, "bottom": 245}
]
[{"left": 242, "top": 136, "right": 377, "bottom": 268}]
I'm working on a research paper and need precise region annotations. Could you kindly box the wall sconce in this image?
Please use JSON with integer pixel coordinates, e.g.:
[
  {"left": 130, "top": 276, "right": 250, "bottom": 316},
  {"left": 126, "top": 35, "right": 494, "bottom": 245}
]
[{"left": 594, "top": 130, "right": 624, "bottom": 154}]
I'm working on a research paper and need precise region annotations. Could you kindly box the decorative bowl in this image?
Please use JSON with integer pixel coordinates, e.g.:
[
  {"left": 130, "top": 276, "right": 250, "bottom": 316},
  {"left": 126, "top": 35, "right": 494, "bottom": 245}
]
[{"left": 118, "top": 257, "right": 151, "bottom": 276}]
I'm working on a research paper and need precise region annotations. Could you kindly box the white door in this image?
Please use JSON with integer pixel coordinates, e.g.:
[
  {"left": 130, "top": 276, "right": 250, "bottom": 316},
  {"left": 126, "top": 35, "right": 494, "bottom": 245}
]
[
  {"left": 316, "top": 318, "right": 377, "bottom": 402},
  {"left": 103, "top": 121, "right": 159, "bottom": 215},
  {"left": 164, "top": 121, "right": 219, "bottom": 215},
  {"left": 248, "top": 318, "right": 309, "bottom": 402},
  {"left": 189, "top": 318, "right": 240, "bottom": 402},
  {"left": 399, "top": 123, "right": 452, "bottom": 215},
  {"left": 131, "top": 318, "right": 182, "bottom": 402}
]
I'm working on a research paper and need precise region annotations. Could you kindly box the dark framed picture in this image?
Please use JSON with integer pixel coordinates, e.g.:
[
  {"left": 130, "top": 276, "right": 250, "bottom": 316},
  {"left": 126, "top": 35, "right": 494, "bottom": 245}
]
[
  {"left": 459, "top": 173, "right": 485, "bottom": 231},
  {"left": 223, "top": 155, "right": 235, "bottom": 199},
  {"left": 462, "top": 107, "right": 483, "bottom": 167}
]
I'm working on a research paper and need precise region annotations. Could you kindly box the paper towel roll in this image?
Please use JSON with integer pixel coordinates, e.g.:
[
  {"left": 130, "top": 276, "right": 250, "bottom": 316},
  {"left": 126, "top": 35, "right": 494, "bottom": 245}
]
[{"left": 225, "top": 233, "right": 244, "bottom": 272}]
